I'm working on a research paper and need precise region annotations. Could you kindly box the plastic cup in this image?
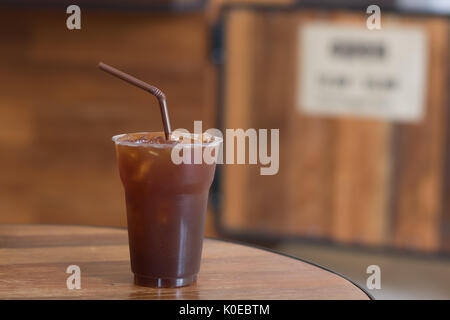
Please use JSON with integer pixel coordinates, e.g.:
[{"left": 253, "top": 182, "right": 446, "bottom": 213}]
[{"left": 112, "top": 131, "right": 221, "bottom": 287}]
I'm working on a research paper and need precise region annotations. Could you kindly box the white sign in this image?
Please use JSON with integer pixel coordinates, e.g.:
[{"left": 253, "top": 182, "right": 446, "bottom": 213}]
[{"left": 298, "top": 23, "right": 428, "bottom": 122}]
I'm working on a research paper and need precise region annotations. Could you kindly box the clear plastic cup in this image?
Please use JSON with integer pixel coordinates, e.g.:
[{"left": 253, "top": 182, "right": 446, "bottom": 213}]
[{"left": 112, "top": 131, "right": 221, "bottom": 287}]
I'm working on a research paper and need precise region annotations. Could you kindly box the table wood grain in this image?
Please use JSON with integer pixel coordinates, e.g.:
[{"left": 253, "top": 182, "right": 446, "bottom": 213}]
[{"left": 0, "top": 225, "right": 370, "bottom": 300}]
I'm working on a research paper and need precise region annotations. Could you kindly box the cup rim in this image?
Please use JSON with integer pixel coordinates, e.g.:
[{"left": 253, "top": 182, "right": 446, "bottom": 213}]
[{"left": 112, "top": 131, "right": 223, "bottom": 148}]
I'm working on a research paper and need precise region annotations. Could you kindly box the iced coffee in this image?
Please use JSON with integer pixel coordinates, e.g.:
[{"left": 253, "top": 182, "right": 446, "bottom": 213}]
[{"left": 113, "top": 131, "right": 221, "bottom": 287}]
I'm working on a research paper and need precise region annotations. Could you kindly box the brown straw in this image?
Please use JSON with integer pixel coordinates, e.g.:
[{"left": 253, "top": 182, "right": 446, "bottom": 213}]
[{"left": 98, "top": 62, "right": 172, "bottom": 140}]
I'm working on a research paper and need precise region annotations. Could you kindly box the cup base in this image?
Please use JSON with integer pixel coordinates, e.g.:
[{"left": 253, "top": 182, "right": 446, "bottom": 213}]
[{"left": 134, "top": 274, "right": 197, "bottom": 288}]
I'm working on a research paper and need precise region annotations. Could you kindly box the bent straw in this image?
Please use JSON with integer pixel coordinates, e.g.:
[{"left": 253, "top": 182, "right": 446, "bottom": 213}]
[{"left": 98, "top": 62, "right": 172, "bottom": 140}]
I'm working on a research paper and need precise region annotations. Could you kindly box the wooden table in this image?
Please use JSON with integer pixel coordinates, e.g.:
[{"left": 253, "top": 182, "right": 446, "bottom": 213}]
[{"left": 0, "top": 225, "right": 371, "bottom": 300}]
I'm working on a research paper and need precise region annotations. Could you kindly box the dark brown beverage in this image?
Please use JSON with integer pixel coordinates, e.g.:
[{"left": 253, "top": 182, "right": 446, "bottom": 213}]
[{"left": 113, "top": 131, "right": 220, "bottom": 288}]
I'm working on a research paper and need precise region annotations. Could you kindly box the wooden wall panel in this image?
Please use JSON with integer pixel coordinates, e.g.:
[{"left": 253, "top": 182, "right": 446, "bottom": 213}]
[
  {"left": 285, "top": 14, "right": 336, "bottom": 239},
  {"left": 391, "top": 19, "right": 449, "bottom": 251},
  {"left": 245, "top": 13, "right": 293, "bottom": 234},
  {"left": 0, "top": 9, "right": 213, "bottom": 228},
  {"left": 331, "top": 120, "right": 392, "bottom": 246},
  {"left": 222, "top": 10, "right": 258, "bottom": 231},
  {"left": 220, "top": 7, "right": 450, "bottom": 252}
]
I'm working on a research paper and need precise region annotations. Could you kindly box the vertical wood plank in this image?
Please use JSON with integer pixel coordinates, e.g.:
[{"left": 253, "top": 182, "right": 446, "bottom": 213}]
[
  {"left": 332, "top": 119, "right": 391, "bottom": 245},
  {"left": 392, "top": 19, "right": 449, "bottom": 251},
  {"left": 222, "top": 10, "right": 258, "bottom": 230}
]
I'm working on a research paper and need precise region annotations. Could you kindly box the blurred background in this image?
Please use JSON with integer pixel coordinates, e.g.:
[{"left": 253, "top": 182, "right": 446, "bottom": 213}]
[{"left": 0, "top": 0, "right": 449, "bottom": 299}]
